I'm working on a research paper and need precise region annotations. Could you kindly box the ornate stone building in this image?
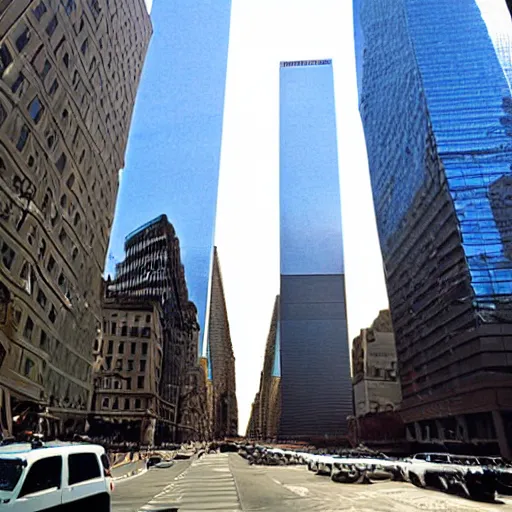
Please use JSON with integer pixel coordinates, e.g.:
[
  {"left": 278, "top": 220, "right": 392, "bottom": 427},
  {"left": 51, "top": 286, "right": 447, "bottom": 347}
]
[
  {"left": 0, "top": 0, "right": 151, "bottom": 437},
  {"left": 207, "top": 247, "right": 238, "bottom": 438},
  {"left": 247, "top": 296, "right": 281, "bottom": 441},
  {"left": 90, "top": 297, "right": 164, "bottom": 445},
  {"left": 106, "top": 215, "right": 210, "bottom": 441}
]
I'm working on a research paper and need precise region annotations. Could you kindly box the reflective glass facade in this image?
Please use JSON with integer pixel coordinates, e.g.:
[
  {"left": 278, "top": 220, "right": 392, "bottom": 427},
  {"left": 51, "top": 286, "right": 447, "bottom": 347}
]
[
  {"left": 106, "top": 1, "right": 232, "bottom": 359},
  {"left": 355, "top": 0, "right": 512, "bottom": 453},
  {"left": 279, "top": 61, "right": 353, "bottom": 439}
]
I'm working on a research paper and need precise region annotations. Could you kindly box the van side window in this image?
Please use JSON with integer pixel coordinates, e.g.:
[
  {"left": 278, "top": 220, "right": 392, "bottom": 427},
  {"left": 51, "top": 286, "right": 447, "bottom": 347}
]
[
  {"left": 68, "top": 453, "right": 101, "bottom": 484},
  {"left": 19, "top": 456, "right": 62, "bottom": 497}
]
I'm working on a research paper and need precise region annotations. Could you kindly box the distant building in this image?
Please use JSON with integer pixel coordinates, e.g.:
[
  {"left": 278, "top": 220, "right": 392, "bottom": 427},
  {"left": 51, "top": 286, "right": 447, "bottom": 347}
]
[
  {"left": 207, "top": 248, "right": 238, "bottom": 438},
  {"left": 246, "top": 296, "right": 281, "bottom": 441},
  {"left": 352, "top": 310, "right": 402, "bottom": 417},
  {"left": 106, "top": 215, "right": 209, "bottom": 441},
  {"left": 90, "top": 298, "right": 164, "bottom": 445},
  {"left": 0, "top": 0, "right": 151, "bottom": 437},
  {"left": 279, "top": 59, "right": 353, "bottom": 439},
  {"left": 355, "top": 0, "right": 512, "bottom": 456}
]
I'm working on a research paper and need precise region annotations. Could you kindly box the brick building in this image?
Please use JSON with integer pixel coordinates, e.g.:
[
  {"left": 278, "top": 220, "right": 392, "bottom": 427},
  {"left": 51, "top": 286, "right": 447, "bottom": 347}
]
[
  {"left": 106, "top": 215, "right": 210, "bottom": 441},
  {"left": 90, "top": 298, "right": 164, "bottom": 445},
  {"left": 0, "top": 0, "right": 151, "bottom": 437}
]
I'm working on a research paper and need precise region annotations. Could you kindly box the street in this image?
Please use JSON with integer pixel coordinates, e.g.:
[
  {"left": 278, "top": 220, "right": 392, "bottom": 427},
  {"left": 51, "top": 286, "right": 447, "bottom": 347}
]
[{"left": 112, "top": 453, "right": 512, "bottom": 511}]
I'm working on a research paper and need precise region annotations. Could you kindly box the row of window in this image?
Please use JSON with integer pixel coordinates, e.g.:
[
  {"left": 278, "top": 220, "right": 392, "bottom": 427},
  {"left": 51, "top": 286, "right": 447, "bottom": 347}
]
[
  {"left": 102, "top": 374, "right": 145, "bottom": 391},
  {"left": 104, "top": 340, "right": 149, "bottom": 357},
  {"left": 101, "top": 396, "right": 146, "bottom": 411}
]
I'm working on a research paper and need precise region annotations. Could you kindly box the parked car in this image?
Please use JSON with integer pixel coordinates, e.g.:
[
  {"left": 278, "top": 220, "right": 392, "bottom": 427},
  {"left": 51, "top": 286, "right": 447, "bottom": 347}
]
[{"left": 0, "top": 441, "right": 114, "bottom": 511}]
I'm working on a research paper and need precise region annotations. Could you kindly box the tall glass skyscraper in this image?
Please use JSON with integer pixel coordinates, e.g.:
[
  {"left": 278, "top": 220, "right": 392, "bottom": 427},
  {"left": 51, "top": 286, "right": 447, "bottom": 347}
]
[
  {"left": 355, "top": 0, "right": 512, "bottom": 456},
  {"left": 107, "top": 1, "right": 232, "bottom": 364},
  {"left": 279, "top": 60, "right": 353, "bottom": 439}
]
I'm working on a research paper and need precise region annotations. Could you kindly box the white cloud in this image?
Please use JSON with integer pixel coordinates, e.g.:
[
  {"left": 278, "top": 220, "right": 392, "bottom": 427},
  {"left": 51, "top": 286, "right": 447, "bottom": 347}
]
[
  {"left": 144, "top": 0, "right": 153, "bottom": 14},
  {"left": 217, "top": 0, "right": 388, "bottom": 435}
]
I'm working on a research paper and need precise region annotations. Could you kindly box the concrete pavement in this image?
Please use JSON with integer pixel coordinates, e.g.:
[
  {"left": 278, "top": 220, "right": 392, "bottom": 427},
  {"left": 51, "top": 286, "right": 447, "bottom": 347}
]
[{"left": 112, "top": 453, "right": 512, "bottom": 512}]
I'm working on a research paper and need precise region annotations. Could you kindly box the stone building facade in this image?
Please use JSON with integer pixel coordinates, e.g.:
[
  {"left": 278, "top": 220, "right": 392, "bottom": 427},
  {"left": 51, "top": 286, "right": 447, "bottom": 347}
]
[
  {"left": 0, "top": 0, "right": 151, "bottom": 437},
  {"left": 106, "top": 215, "right": 210, "bottom": 441},
  {"left": 247, "top": 296, "right": 281, "bottom": 441},
  {"left": 90, "top": 298, "right": 163, "bottom": 445},
  {"left": 207, "top": 247, "right": 238, "bottom": 438},
  {"left": 352, "top": 310, "right": 402, "bottom": 417}
]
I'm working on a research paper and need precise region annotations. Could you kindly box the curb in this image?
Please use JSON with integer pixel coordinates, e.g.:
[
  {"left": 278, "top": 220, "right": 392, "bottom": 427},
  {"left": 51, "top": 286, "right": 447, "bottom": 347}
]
[{"left": 113, "top": 467, "right": 148, "bottom": 483}]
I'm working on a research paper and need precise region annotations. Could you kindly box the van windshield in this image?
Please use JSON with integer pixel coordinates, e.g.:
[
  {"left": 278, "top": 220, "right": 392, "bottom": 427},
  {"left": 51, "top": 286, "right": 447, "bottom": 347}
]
[{"left": 0, "top": 459, "right": 24, "bottom": 491}]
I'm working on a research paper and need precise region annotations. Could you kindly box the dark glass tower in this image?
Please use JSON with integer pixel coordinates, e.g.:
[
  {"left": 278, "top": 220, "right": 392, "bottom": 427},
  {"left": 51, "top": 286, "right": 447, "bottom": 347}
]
[
  {"left": 355, "top": 0, "right": 512, "bottom": 456},
  {"left": 279, "top": 60, "right": 353, "bottom": 439}
]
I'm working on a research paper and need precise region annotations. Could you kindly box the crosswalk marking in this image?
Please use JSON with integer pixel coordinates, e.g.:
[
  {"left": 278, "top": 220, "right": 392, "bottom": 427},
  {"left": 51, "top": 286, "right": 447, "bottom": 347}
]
[{"left": 139, "top": 454, "right": 242, "bottom": 511}]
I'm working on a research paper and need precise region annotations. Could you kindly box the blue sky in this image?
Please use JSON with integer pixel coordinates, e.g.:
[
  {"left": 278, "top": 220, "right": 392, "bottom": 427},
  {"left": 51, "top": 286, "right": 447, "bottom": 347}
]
[{"left": 107, "top": 1, "right": 232, "bottom": 358}]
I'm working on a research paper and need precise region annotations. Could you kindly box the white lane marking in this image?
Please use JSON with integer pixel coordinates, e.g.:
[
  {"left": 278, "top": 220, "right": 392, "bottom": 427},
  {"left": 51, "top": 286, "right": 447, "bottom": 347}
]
[
  {"left": 272, "top": 478, "right": 282, "bottom": 485},
  {"left": 284, "top": 485, "right": 310, "bottom": 497}
]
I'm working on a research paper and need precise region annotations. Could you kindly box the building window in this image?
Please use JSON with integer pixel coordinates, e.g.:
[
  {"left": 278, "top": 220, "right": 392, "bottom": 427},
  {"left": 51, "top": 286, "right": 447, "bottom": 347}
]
[
  {"left": 114, "top": 380, "right": 121, "bottom": 390},
  {"left": 134, "top": 398, "right": 141, "bottom": 409},
  {"left": 103, "top": 378, "right": 111, "bottom": 389},
  {"left": 47, "top": 255, "right": 56, "bottom": 273},
  {"left": 131, "top": 342, "right": 136, "bottom": 355},
  {"left": 40, "top": 59, "right": 51, "bottom": 80},
  {"left": 127, "top": 360, "right": 134, "bottom": 371},
  {"left": 139, "top": 360, "right": 146, "bottom": 372},
  {"left": 115, "top": 360, "right": 122, "bottom": 371},
  {"left": 32, "top": 2, "right": 47, "bottom": 21},
  {"left": 48, "top": 305, "right": 56, "bottom": 323},
  {"left": 112, "top": 398, "right": 119, "bottom": 410},
  {"left": 1, "top": 242, "right": 15, "bottom": 270},
  {"left": 11, "top": 72, "right": 24, "bottom": 93},
  {"left": 118, "top": 342, "right": 124, "bottom": 354},
  {"left": 49, "top": 79, "right": 59, "bottom": 95},
  {"left": 39, "top": 330, "right": 48, "bottom": 349},
  {"left": 64, "top": 0, "right": 76, "bottom": 16},
  {"left": 16, "top": 29, "right": 31, "bottom": 52},
  {"left": 120, "top": 325, "right": 127, "bottom": 336},
  {"left": 137, "top": 376, "right": 144, "bottom": 389},
  {"left": 124, "top": 398, "right": 130, "bottom": 410},
  {"left": 23, "top": 357, "right": 35, "bottom": 377},
  {"left": 102, "top": 397, "right": 109, "bottom": 409},
  {"left": 126, "top": 378, "right": 131, "bottom": 390},
  {"left": 80, "top": 39, "right": 88, "bottom": 55},
  {"left": 107, "top": 340, "right": 113, "bottom": 354},
  {"left": 141, "top": 327, "right": 150, "bottom": 338},
  {"left": 36, "top": 289, "right": 47, "bottom": 309},
  {"left": 130, "top": 326, "right": 138, "bottom": 337},
  {"left": 105, "top": 357, "right": 112, "bottom": 370},
  {"left": 145, "top": 315, "right": 151, "bottom": 324},
  {"left": 0, "top": 45, "right": 12, "bottom": 77},
  {"left": 46, "top": 16, "right": 58, "bottom": 37},
  {"left": 28, "top": 97, "right": 44, "bottom": 124},
  {"left": 111, "top": 322, "right": 116, "bottom": 336},
  {"left": 23, "top": 316, "right": 34, "bottom": 340},
  {"left": 16, "top": 125, "right": 29, "bottom": 151},
  {"left": 55, "top": 153, "right": 66, "bottom": 173}
]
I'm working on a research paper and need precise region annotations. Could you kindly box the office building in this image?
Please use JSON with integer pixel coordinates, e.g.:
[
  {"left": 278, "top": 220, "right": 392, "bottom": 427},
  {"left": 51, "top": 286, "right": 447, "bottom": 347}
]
[
  {"left": 106, "top": 1, "right": 232, "bottom": 374},
  {"left": 355, "top": 0, "right": 512, "bottom": 456},
  {"left": 352, "top": 310, "right": 402, "bottom": 417},
  {"left": 207, "top": 247, "right": 238, "bottom": 438},
  {"left": 91, "top": 298, "right": 164, "bottom": 445},
  {"left": 0, "top": 0, "right": 151, "bottom": 437},
  {"left": 279, "top": 60, "right": 353, "bottom": 439},
  {"left": 246, "top": 296, "right": 281, "bottom": 441},
  {"left": 106, "top": 215, "right": 209, "bottom": 441}
]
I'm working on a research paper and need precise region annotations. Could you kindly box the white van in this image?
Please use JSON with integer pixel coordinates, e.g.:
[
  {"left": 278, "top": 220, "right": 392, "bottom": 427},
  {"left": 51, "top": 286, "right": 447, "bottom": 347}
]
[{"left": 0, "top": 442, "right": 114, "bottom": 511}]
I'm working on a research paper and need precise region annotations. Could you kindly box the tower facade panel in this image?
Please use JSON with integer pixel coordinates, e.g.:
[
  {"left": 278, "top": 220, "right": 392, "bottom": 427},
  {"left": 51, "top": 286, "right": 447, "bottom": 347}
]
[{"left": 279, "top": 61, "right": 353, "bottom": 439}]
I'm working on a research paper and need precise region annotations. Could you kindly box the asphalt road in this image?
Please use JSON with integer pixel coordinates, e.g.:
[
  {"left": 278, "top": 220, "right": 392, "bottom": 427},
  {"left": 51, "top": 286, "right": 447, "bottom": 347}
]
[{"left": 112, "top": 454, "right": 512, "bottom": 512}]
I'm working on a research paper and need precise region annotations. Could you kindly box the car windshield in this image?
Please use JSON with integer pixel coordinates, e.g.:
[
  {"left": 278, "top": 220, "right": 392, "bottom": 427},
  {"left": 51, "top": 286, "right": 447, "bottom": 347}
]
[{"left": 0, "top": 459, "right": 24, "bottom": 492}]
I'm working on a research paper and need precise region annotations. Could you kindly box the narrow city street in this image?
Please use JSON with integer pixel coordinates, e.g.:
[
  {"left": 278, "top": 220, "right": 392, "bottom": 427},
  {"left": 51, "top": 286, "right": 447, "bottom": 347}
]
[{"left": 112, "top": 454, "right": 512, "bottom": 512}]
